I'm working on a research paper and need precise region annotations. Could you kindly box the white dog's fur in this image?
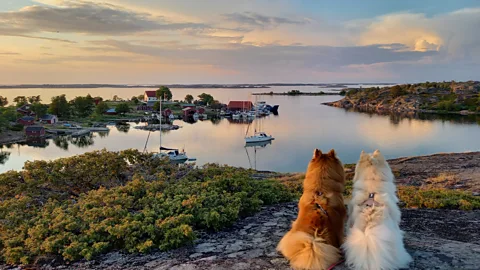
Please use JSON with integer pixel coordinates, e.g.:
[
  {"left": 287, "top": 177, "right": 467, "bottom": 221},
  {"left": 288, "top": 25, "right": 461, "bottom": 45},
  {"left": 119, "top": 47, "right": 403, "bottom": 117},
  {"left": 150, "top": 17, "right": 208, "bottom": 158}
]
[{"left": 343, "top": 150, "right": 412, "bottom": 270}]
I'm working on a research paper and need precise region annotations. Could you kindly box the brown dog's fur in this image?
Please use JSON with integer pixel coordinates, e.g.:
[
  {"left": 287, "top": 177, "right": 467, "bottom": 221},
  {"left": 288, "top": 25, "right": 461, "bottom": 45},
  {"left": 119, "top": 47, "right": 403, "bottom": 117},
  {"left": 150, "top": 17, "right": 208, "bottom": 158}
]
[{"left": 277, "top": 149, "right": 346, "bottom": 270}]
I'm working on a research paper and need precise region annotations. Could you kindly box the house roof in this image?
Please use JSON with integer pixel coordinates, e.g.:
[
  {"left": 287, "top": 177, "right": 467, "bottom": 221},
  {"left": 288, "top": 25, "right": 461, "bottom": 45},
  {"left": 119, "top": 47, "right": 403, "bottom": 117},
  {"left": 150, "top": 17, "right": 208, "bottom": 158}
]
[
  {"left": 227, "top": 101, "right": 253, "bottom": 108},
  {"left": 40, "top": 114, "right": 56, "bottom": 120},
  {"left": 26, "top": 126, "right": 44, "bottom": 131},
  {"left": 17, "top": 104, "right": 31, "bottom": 111},
  {"left": 20, "top": 116, "right": 35, "bottom": 121},
  {"left": 145, "top": 91, "right": 157, "bottom": 98}
]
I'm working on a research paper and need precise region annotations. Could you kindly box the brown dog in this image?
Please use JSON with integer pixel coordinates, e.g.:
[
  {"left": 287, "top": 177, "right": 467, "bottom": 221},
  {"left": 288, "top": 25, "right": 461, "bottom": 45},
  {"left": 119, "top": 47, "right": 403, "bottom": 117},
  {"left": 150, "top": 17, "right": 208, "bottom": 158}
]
[{"left": 277, "top": 149, "right": 346, "bottom": 270}]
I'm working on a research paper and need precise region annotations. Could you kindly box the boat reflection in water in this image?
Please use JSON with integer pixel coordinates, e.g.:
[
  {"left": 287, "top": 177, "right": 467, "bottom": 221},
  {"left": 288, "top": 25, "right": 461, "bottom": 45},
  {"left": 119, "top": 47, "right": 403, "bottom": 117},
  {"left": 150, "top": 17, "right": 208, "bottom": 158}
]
[{"left": 244, "top": 140, "right": 272, "bottom": 170}]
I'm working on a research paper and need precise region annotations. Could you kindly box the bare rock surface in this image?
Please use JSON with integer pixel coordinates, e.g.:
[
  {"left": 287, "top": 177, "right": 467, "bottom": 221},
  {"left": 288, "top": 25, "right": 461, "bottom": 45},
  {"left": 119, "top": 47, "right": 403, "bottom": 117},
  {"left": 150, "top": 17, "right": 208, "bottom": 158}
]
[
  {"left": 389, "top": 152, "right": 480, "bottom": 192},
  {"left": 7, "top": 202, "right": 477, "bottom": 270}
]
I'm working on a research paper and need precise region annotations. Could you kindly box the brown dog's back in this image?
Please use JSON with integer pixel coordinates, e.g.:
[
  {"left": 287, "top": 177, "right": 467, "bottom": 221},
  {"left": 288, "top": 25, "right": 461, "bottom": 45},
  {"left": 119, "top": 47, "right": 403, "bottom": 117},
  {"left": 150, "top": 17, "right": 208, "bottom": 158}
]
[{"left": 277, "top": 149, "right": 346, "bottom": 270}]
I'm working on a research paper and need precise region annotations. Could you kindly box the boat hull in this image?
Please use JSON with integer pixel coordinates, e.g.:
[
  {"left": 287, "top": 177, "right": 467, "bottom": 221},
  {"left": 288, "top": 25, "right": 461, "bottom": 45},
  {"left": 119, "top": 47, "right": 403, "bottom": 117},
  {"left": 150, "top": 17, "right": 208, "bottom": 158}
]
[{"left": 245, "top": 136, "right": 274, "bottom": 143}]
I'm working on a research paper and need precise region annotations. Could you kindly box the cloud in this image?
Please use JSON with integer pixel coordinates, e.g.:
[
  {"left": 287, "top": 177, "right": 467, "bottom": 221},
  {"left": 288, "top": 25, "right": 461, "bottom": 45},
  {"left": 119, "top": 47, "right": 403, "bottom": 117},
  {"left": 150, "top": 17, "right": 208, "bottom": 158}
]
[
  {"left": 17, "top": 54, "right": 140, "bottom": 65},
  {"left": 355, "top": 8, "right": 480, "bottom": 57},
  {"left": 223, "top": 12, "right": 307, "bottom": 29},
  {"left": 91, "top": 39, "right": 436, "bottom": 71},
  {"left": 0, "top": 33, "right": 76, "bottom": 43},
  {"left": 0, "top": 0, "right": 210, "bottom": 37}
]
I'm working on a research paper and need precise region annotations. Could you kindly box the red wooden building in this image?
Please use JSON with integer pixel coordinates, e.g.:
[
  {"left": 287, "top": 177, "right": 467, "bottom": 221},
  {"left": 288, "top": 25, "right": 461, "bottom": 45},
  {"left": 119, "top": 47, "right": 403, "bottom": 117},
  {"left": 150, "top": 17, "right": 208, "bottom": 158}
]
[
  {"left": 182, "top": 107, "right": 196, "bottom": 117},
  {"left": 17, "top": 116, "right": 35, "bottom": 126},
  {"left": 16, "top": 104, "right": 35, "bottom": 116},
  {"left": 25, "top": 126, "right": 45, "bottom": 138},
  {"left": 227, "top": 101, "right": 253, "bottom": 111}
]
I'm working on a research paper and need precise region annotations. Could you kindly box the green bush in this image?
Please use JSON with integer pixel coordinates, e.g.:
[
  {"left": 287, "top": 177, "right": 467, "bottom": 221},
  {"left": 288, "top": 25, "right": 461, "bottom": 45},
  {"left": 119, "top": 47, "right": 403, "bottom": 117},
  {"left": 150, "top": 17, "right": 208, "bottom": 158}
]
[
  {"left": 390, "top": 85, "right": 407, "bottom": 98},
  {"left": 346, "top": 89, "right": 359, "bottom": 97},
  {"left": 436, "top": 100, "right": 462, "bottom": 111},
  {"left": 8, "top": 124, "right": 24, "bottom": 132},
  {"left": 0, "top": 150, "right": 295, "bottom": 264},
  {"left": 398, "top": 186, "right": 480, "bottom": 210}
]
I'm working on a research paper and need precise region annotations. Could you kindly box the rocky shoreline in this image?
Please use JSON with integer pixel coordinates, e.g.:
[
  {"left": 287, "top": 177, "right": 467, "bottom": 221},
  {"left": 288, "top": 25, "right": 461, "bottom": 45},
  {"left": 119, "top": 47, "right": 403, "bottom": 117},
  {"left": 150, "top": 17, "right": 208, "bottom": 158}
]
[
  {"left": 2, "top": 152, "right": 480, "bottom": 270},
  {"left": 323, "top": 82, "right": 480, "bottom": 116},
  {"left": 0, "top": 130, "right": 26, "bottom": 145},
  {"left": 323, "top": 97, "right": 480, "bottom": 116}
]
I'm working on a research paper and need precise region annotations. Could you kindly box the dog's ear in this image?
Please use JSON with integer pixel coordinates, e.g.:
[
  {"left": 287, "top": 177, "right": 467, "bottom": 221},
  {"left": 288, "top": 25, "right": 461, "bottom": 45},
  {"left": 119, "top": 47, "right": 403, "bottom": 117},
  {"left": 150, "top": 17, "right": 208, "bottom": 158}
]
[
  {"left": 373, "top": 149, "right": 385, "bottom": 162},
  {"left": 313, "top": 148, "right": 322, "bottom": 159},
  {"left": 327, "top": 149, "right": 336, "bottom": 158},
  {"left": 359, "top": 150, "right": 370, "bottom": 161}
]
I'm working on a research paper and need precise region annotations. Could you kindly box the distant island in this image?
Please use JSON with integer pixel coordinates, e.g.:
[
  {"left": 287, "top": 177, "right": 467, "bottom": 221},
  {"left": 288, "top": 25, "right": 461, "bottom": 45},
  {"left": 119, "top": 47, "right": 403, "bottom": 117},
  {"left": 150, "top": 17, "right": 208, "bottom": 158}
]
[
  {"left": 0, "top": 83, "right": 395, "bottom": 89},
  {"left": 253, "top": 89, "right": 339, "bottom": 96},
  {"left": 324, "top": 81, "right": 480, "bottom": 115}
]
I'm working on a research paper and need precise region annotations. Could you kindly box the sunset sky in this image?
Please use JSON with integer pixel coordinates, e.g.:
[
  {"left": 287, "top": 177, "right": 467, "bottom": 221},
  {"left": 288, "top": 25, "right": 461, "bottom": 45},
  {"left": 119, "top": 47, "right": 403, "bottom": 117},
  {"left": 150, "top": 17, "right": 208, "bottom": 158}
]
[{"left": 0, "top": 0, "right": 479, "bottom": 84}]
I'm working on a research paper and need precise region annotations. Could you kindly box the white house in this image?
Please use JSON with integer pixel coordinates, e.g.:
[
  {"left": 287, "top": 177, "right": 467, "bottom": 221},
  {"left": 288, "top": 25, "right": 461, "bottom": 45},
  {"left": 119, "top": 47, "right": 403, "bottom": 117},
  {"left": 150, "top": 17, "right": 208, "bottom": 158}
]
[
  {"left": 144, "top": 91, "right": 158, "bottom": 102},
  {"left": 39, "top": 114, "right": 58, "bottom": 124}
]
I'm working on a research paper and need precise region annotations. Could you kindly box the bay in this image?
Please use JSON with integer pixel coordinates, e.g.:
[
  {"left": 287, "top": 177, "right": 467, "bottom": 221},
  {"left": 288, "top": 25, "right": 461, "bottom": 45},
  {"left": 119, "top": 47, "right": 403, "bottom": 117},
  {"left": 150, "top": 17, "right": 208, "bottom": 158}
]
[{"left": 1, "top": 85, "right": 480, "bottom": 173}]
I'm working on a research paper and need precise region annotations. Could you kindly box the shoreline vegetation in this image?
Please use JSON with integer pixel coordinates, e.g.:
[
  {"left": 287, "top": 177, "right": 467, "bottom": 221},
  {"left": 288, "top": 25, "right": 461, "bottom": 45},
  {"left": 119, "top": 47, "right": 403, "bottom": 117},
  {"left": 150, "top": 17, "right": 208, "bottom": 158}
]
[
  {"left": 0, "top": 149, "right": 478, "bottom": 266},
  {"left": 0, "top": 87, "right": 224, "bottom": 145},
  {"left": 323, "top": 80, "right": 480, "bottom": 115},
  {"left": 0, "top": 83, "right": 394, "bottom": 89}
]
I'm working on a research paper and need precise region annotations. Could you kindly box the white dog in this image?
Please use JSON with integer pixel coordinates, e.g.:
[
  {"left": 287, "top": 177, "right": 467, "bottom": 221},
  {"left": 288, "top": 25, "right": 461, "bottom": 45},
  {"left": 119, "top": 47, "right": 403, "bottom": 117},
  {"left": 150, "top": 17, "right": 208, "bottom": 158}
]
[{"left": 343, "top": 150, "right": 412, "bottom": 270}]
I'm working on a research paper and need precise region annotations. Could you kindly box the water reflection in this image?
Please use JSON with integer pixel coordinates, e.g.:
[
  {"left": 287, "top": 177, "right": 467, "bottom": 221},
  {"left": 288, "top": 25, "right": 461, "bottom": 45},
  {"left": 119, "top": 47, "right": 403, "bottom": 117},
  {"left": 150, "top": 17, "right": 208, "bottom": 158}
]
[
  {"left": 25, "top": 138, "right": 49, "bottom": 148},
  {"left": 226, "top": 118, "right": 253, "bottom": 125},
  {"left": 53, "top": 136, "right": 69, "bottom": 150},
  {"left": 210, "top": 117, "right": 222, "bottom": 125},
  {"left": 245, "top": 141, "right": 272, "bottom": 170},
  {"left": 115, "top": 124, "right": 130, "bottom": 133},
  {"left": 345, "top": 108, "right": 480, "bottom": 126},
  {"left": 0, "top": 151, "right": 10, "bottom": 165},
  {"left": 52, "top": 132, "right": 107, "bottom": 150},
  {"left": 69, "top": 134, "right": 95, "bottom": 148},
  {"left": 97, "top": 131, "right": 109, "bottom": 138}
]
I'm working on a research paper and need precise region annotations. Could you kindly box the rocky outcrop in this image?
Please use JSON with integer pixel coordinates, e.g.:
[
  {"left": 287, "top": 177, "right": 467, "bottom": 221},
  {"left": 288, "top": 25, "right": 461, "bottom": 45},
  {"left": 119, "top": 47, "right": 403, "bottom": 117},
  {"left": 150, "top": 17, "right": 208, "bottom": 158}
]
[
  {"left": 388, "top": 152, "right": 480, "bottom": 192},
  {"left": 323, "top": 85, "right": 480, "bottom": 115},
  {"left": 12, "top": 203, "right": 478, "bottom": 270},
  {"left": 3, "top": 152, "right": 480, "bottom": 270},
  {"left": 324, "top": 94, "right": 421, "bottom": 114}
]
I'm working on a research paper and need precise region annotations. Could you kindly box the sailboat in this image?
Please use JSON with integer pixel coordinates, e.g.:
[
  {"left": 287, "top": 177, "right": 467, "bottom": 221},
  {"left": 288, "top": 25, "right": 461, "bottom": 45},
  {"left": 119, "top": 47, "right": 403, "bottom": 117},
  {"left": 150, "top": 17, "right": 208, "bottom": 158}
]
[
  {"left": 152, "top": 97, "right": 189, "bottom": 162},
  {"left": 245, "top": 96, "right": 274, "bottom": 144}
]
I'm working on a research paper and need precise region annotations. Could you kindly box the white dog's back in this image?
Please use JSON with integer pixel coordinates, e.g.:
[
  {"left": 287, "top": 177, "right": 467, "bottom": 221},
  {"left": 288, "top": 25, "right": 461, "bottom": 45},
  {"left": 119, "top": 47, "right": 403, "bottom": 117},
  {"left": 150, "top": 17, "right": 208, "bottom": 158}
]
[{"left": 343, "top": 150, "right": 412, "bottom": 270}]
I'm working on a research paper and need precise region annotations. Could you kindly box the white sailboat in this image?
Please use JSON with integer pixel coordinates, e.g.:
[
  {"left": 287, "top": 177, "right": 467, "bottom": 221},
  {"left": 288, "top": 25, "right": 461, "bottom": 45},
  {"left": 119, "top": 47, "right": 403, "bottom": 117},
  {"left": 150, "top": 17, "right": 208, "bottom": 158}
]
[
  {"left": 153, "top": 97, "right": 188, "bottom": 162},
  {"left": 245, "top": 96, "right": 274, "bottom": 144}
]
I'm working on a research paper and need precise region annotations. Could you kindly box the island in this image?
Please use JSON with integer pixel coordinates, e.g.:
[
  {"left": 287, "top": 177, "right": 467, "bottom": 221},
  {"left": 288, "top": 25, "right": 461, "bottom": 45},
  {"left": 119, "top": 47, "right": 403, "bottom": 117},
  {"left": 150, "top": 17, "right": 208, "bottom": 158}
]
[
  {"left": 253, "top": 89, "right": 340, "bottom": 96},
  {"left": 323, "top": 81, "right": 480, "bottom": 115}
]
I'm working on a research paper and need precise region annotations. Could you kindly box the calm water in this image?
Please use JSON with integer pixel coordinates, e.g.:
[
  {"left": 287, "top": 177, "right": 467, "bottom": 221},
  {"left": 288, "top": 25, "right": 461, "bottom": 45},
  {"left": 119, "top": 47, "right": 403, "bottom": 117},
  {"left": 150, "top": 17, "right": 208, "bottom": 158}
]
[{"left": 1, "top": 86, "right": 480, "bottom": 173}]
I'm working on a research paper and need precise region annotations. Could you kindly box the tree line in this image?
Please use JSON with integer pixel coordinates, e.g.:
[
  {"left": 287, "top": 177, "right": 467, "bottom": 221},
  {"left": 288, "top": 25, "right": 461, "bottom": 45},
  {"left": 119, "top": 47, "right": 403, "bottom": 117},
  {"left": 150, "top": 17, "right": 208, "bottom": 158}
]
[{"left": 0, "top": 86, "right": 224, "bottom": 132}]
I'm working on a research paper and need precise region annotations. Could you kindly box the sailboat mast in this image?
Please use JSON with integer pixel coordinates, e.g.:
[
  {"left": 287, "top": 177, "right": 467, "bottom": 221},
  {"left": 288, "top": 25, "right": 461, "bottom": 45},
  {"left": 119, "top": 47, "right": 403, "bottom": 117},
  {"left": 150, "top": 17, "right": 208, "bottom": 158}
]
[
  {"left": 159, "top": 94, "right": 162, "bottom": 151},
  {"left": 255, "top": 95, "right": 258, "bottom": 133}
]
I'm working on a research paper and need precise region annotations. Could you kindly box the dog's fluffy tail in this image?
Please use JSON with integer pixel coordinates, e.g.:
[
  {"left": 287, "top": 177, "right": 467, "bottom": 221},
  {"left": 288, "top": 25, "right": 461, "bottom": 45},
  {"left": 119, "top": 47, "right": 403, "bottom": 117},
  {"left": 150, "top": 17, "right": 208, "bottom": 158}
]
[
  {"left": 277, "top": 230, "right": 341, "bottom": 270},
  {"left": 343, "top": 222, "right": 412, "bottom": 270}
]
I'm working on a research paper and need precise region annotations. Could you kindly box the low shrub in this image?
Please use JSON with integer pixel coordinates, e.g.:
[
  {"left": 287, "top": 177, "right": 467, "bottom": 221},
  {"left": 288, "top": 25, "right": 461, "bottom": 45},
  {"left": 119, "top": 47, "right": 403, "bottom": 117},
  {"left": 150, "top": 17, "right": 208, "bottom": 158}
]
[
  {"left": 8, "top": 124, "right": 23, "bottom": 132},
  {"left": 397, "top": 186, "right": 480, "bottom": 210},
  {"left": 0, "top": 151, "right": 295, "bottom": 264}
]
